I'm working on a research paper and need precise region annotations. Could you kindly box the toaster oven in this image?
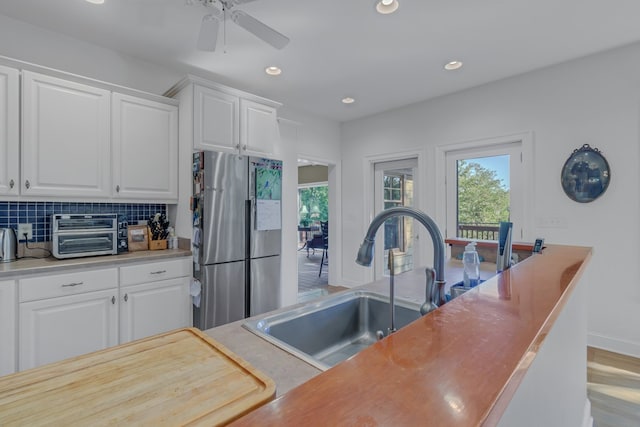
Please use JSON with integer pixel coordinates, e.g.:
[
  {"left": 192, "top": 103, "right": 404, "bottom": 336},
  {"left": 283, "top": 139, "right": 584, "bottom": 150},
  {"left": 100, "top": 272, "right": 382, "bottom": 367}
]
[{"left": 52, "top": 214, "right": 118, "bottom": 259}]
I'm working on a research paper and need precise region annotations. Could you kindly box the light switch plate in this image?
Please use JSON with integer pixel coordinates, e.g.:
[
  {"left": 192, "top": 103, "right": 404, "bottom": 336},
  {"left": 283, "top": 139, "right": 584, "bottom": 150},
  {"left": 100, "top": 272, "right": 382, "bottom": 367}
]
[
  {"left": 18, "top": 223, "right": 33, "bottom": 240},
  {"left": 536, "top": 216, "right": 568, "bottom": 228}
]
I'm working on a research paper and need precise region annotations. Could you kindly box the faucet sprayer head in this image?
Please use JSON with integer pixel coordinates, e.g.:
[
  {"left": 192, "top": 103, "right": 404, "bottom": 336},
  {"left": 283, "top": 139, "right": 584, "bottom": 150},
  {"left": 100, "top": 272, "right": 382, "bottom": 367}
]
[{"left": 355, "top": 238, "right": 375, "bottom": 266}]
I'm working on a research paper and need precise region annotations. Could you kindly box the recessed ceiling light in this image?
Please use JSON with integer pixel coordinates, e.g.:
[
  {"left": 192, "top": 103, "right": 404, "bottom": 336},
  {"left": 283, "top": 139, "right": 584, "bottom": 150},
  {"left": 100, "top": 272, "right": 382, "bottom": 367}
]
[
  {"left": 342, "top": 97, "right": 355, "bottom": 104},
  {"left": 265, "top": 66, "right": 282, "bottom": 76},
  {"left": 376, "top": 0, "right": 399, "bottom": 14},
  {"left": 85, "top": 0, "right": 105, "bottom": 4},
  {"left": 444, "top": 61, "right": 463, "bottom": 71}
]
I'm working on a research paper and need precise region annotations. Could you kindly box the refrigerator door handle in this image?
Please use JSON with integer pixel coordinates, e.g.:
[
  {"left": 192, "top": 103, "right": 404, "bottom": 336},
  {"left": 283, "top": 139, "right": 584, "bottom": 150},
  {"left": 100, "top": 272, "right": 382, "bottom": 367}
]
[{"left": 245, "top": 198, "right": 252, "bottom": 318}]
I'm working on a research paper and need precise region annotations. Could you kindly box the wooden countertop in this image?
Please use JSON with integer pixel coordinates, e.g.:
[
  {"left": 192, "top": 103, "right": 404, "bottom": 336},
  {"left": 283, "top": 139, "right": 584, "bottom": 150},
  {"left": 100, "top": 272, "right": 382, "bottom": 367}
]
[{"left": 230, "top": 244, "right": 592, "bottom": 426}]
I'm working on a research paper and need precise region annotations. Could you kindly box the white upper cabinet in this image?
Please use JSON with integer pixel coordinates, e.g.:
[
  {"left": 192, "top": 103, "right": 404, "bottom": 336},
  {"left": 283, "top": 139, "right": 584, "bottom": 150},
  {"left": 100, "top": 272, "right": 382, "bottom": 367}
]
[
  {"left": 0, "top": 65, "right": 19, "bottom": 196},
  {"left": 112, "top": 93, "right": 178, "bottom": 202},
  {"left": 240, "top": 98, "right": 280, "bottom": 157},
  {"left": 194, "top": 85, "right": 239, "bottom": 153},
  {"left": 21, "top": 71, "right": 111, "bottom": 197},
  {"left": 187, "top": 80, "right": 280, "bottom": 157}
]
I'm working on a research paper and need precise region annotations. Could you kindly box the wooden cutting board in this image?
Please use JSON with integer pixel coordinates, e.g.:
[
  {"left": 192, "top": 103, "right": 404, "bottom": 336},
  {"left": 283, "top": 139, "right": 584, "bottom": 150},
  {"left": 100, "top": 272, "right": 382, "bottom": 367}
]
[{"left": 0, "top": 328, "right": 275, "bottom": 426}]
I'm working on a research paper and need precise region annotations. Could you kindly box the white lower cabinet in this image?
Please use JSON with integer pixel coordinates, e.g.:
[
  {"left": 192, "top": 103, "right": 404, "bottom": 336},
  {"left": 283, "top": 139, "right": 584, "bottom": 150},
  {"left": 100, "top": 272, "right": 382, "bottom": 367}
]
[
  {"left": 16, "top": 257, "right": 192, "bottom": 371},
  {"left": 18, "top": 268, "right": 118, "bottom": 371},
  {"left": 19, "top": 289, "right": 118, "bottom": 370},
  {"left": 119, "top": 277, "right": 191, "bottom": 344},
  {"left": 119, "top": 257, "right": 192, "bottom": 344},
  {"left": 0, "top": 280, "right": 17, "bottom": 376}
]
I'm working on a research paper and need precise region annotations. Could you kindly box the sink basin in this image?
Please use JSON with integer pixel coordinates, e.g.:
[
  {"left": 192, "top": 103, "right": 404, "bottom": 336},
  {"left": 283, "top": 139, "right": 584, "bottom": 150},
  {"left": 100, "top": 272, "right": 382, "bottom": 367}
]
[{"left": 242, "top": 290, "right": 422, "bottom": 370}]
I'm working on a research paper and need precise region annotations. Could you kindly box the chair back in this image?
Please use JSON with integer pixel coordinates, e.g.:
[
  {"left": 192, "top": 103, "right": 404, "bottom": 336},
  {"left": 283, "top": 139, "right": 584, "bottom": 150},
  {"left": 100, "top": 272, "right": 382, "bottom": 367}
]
[{"left": 320, "top": 221, "right": 328, "bottom": 249}]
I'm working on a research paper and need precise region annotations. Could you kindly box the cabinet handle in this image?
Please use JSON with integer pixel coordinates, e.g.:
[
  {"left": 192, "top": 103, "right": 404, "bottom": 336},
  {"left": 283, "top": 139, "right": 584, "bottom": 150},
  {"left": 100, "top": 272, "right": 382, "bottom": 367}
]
[
  {"left": 116, "top": 185, "right": 120, "bottom": 193},
  {"left": 243, "top": 144, "right": 247, "bottom": 151},
  {"left": 25, "top": 180, "right": 30, "bottom": 189},
  {"left": 150, "top": 270, "right": 166, "bottom": 275},
  {"left": 111, "top": 296, "right": 116, "bottom": 304},
  {"left": 124, "top": 293, "right": 128, "bottom": 302},
  {"left": 236, "top": 144, "right": 240, "bottom": 150},
  {"left": 61, "top": 281, "right": 84, "bottom": 287},
  {"left": 9, "top": 179, "right": 14, "bottom": 189}
]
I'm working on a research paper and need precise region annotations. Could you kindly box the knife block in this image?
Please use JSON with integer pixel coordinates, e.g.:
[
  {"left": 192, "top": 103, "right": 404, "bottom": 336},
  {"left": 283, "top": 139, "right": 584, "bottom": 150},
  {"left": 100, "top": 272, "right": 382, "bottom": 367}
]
[{"left": 149, "top": 239, "right": 168, "bottom": 250}]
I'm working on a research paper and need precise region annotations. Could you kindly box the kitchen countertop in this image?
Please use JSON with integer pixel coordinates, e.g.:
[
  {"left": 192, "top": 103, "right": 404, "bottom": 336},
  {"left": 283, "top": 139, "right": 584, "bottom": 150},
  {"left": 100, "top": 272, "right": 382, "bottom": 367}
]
[
  {"left": 0, "top": 248, "right": 191, "bottom": 279},
  {"left": 204, "top": 259, "right": 496, "bottom": 397},
  {"left": 223, "top": 244, "right": 592, "bottom": 426}
]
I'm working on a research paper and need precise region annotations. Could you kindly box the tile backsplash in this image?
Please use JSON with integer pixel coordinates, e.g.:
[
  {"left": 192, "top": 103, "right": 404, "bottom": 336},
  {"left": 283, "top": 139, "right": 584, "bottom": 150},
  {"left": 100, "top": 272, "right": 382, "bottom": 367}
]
[{"left": 0, "top": 202, "right": 166, "bottom": 242}]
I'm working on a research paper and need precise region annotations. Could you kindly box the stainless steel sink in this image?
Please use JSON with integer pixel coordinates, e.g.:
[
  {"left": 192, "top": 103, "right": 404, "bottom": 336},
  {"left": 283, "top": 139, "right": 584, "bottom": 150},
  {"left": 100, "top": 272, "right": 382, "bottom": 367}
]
[{"left": 242, "top": 290, "right": 422, "bottom": 370}]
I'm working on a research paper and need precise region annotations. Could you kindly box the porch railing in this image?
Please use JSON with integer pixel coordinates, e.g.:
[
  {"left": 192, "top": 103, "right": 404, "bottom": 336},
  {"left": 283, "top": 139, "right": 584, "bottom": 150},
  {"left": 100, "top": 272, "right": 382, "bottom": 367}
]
[{"left": 457, "top": 223, "right": 500, "bottom": 240}]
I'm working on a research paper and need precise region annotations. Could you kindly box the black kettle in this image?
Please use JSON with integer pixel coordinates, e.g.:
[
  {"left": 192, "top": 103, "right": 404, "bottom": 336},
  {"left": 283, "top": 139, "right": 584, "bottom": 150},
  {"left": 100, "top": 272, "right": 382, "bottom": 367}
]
[{"left": 0, "top": 228, "right": 17, "bottom": 263}]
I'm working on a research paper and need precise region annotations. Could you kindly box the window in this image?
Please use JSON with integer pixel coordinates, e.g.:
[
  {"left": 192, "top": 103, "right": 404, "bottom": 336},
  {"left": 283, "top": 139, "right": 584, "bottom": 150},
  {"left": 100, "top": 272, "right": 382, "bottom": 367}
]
[
  {"left": 298, "top": 185, "right": 328, "bottom": 227},
  {"left": 445, "top": 141, "right": 524, "bottom": 241}
]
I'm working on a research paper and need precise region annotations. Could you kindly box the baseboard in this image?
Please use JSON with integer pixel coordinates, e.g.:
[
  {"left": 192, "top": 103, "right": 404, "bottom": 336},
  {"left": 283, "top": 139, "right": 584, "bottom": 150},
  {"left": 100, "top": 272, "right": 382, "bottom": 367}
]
[
  {"left": 588, "top": 333, "right": 640, "bottom": 358},
  {"left": 581, "top": 398, "right": 593, "bottom": 427}
]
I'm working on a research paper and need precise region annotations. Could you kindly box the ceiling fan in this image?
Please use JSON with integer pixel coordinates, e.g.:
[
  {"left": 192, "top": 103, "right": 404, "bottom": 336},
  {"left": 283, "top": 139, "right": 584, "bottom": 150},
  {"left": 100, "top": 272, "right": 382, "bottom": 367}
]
[{"left": 187, "top": 0, "right": 290, "bottom": 51}]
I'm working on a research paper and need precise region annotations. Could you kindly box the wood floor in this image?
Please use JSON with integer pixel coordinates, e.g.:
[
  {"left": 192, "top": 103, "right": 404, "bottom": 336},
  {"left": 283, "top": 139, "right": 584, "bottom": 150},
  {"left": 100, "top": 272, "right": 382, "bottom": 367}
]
[
  {"left": 297, "top": 247, "right": 346, "bottom": 303},
  {"left": 588, "top": 346, "right": 640, "bottom": 426}
]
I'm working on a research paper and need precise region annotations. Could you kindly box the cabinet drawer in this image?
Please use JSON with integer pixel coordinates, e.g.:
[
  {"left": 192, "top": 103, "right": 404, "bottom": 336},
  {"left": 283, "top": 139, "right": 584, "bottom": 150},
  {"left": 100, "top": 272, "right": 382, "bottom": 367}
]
[
  {"left": 120, "top": 257, "right": 191, "bottom": 286},
  {"left": 19, "top": 268, "right": 118, "bottom": 302}
]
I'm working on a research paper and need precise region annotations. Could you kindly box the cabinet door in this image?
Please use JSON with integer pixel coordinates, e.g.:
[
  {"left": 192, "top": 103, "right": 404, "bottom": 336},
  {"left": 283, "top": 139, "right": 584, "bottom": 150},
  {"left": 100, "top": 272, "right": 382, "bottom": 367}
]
[
  {"left": 193, "top": 85, "right": 239, "bottom": 152},
  {"left": 112, "top": 93, "right": 178, "bottom": 201},
  {"left": 0, "top": 280, "right": 16, "bottom": 376},
  {"left": 240, "top": 98, "right": 279, "bottom": 157},
  {"left": 19, "top": 289, "right": 118, "bottom": 370},
  {"left": 21, "top": 71, "right": 111, "bottom": 197},
  {"left": 119, "top": 277, "right": 191, "bottom": 344},
  {"left": 0, "top": 66, "right": 19, "bottom": 196}
]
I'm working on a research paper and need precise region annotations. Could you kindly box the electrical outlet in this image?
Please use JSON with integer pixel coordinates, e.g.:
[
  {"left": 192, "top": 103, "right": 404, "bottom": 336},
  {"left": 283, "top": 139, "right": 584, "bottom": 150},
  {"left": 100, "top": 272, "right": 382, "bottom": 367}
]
[
  {"left": 18, "top": 223, "right": 33, "bottom": 240},
  {"left": 536, "top": 216, "right": 568, "bottom": 229}
]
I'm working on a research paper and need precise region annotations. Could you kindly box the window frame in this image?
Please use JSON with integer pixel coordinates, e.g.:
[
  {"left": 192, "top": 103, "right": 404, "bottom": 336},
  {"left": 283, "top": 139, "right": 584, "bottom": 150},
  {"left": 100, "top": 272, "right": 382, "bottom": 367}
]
[{"left": 434, "top": 132, "right": 534, "bottom": 243}]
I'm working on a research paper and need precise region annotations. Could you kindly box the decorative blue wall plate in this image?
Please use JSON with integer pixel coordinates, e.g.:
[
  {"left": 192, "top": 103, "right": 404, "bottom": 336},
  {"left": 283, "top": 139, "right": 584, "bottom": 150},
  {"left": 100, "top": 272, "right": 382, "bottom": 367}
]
[{"left": 561, "top": 144, "right": 610, "bottom": 203}]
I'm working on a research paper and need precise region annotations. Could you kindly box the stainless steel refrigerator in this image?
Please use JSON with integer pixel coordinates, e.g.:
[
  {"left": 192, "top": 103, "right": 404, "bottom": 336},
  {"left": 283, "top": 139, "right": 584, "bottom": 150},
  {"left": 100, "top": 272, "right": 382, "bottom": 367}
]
[{"left": 192, "top": 151, "right": 282, "bottom": 329}]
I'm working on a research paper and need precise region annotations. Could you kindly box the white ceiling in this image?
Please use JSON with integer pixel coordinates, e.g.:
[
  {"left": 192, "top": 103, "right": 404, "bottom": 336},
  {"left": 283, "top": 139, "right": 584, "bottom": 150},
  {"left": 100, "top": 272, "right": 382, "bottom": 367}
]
[{"left": 2, "top": 0, "right": 640, "bottom": 122}]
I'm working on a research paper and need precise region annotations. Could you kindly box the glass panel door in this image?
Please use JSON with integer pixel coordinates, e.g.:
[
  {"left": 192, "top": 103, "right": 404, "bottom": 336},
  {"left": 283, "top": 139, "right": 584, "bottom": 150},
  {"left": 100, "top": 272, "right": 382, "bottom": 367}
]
[{"left": 374, "top": 158, "right": 418, "bottom": 279}]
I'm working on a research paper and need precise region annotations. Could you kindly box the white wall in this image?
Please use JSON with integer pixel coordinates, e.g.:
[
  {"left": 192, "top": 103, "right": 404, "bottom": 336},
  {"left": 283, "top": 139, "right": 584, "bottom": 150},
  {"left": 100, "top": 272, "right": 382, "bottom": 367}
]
[
  {"left": 341, "top": 42, "right": 640, "bottom": 357},
  {"left": 278, "top": 107, "right": 341, "bottom": 306},
  {"left": 497, "top": 267, "right": 590, "bottom": 427},
  {"left": 0, "top": 14, "right": 181, "bottom": 95}
]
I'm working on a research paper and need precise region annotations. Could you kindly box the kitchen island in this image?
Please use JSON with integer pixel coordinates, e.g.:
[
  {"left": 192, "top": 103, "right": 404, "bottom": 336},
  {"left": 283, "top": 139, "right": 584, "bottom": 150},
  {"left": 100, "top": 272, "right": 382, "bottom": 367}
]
[
  {"left": 203, "top": 256, "right": 498, "bottom": 396},
  {"left": 211, "top": 244, "right": 592, "bottom": 426}
]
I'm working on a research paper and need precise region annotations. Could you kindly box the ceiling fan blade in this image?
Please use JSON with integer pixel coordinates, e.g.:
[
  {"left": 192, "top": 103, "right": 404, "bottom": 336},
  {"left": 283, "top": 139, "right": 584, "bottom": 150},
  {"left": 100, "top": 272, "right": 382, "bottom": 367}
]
[
  {"left": 197, "top": 14, "right": 220, "bottom": 51},
  {"left": 230, "top": 10, "right": 289, "bottom": 50}
]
